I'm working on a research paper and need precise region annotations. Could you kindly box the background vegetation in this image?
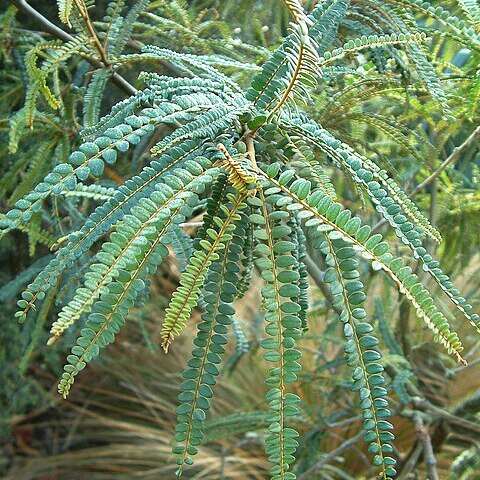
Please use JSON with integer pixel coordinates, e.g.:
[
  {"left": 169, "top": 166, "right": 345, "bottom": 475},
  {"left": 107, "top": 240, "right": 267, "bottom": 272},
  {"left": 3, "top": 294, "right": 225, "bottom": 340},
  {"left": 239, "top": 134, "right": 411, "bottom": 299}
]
[{"left": 1, "top": 0, "right": 479, "bottom": 479}]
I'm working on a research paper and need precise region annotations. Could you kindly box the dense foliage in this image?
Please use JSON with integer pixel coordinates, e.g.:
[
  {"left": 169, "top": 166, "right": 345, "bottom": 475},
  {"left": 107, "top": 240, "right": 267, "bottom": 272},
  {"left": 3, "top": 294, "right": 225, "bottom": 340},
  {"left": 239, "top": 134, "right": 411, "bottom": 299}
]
[{"left": 1, "top": 1, "right": 479, "bottom": 479}]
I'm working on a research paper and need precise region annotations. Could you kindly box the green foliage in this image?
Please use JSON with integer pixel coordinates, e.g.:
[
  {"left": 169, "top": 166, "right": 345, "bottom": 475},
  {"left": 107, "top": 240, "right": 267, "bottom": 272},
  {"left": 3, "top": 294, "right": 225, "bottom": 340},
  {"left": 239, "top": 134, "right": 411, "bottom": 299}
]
[
  {"left": 173, "top": 184, "right": 249, "bottom": 472},
  {"left": 320, "top": 236, "right": 396, "bottom": 478},
  {"left": 449, "top": 445, "right": 480, "bottom": 480},
  {"left": 1, "top": 1, "right": 480, "bottom": 479}
]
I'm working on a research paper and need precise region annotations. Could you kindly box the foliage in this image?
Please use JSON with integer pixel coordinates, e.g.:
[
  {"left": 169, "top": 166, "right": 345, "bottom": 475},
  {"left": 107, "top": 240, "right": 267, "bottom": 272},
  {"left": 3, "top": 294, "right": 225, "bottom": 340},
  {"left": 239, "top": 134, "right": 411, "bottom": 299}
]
[{"left": 1, "top": 1, "right": 480, "bottom": 480}]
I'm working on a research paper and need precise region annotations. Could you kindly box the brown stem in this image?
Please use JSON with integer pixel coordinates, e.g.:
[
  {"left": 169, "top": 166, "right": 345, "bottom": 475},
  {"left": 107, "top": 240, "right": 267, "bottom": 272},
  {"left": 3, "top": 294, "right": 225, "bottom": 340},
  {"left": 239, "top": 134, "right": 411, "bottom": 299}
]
[
  {"left": 15, "top": 0, "right": 136, "bottom": 95},
  {"left": 104, "top": 165, "right": 124, "bottom": 184},
  {"left": 244, "top": 132, "right": 258, "bottom": 169},
  {"left": 72, "top": 0, "right": 110, "bottom": 66}
]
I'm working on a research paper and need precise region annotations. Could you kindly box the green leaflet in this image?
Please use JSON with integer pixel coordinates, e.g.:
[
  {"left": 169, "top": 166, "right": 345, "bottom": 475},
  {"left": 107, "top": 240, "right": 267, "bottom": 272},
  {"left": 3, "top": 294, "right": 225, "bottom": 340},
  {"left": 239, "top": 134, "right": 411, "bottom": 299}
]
[
  {"left": 22, "top": 36, "right": 90, "bottom": 126},
  {"left": 57, "top": 0, "right": 74, "bottom": 26},
  {"left": 309, "top": 0, "right": 349, "bottom": 56},
  {"left": 59, "top": 210, "right": 175, "bottom": 397},
  {"left": 235, "top": 217, "right": 255, "bottom": 300},
  {"left": 259, "top": 168, "right": 467, "bottom": 364},
  {"left": 458, "top": 0, "right": 480, "bottom": 24},
  {"left": 107, "top": 0, "right": 149, "bottom": 56},
  {"left": 49, "top": 166, "right": 215, "bottom": 344},
  {"left": 173, "top": 205, "right": 248, "bottom": 472},
  {"left": 255, "top": 190, "right": 302, "bottom": 480},
  {"left": 290, "top": 214, "right": 309, "bottom": 331},
  {"left": 63, "top": 183, "right": 116, "bottom": 202},
  {"left": 468, "top": 74, "right": 480, "bottom": 120},
  {"left": 83, "top": 70, "right": 112, "bottom": 128},
  {"left": 395, "top": 0, "right": 480, "bottom": 53},
  {"left": 319, "top": 236, "right": 396, "bottom": 480},
  {"left": 169, "top": 223, "right": 194, "bottom": 272},
  {"left": 392, "top": 370, "right": 414, "bottom": 405},
  {"left": 287, "top": 135, "right": 337, "bottom": 199},
  {"left": 374, "top": 297, "right": 404, "bottom": 357},
  {"left": 289, "top": 121, "right": 442, "bottom": 243},
  {"left": 320, "top": 32, "right": 429, "bottom": 65},
  {"left": 1, "top": 99, "right": 175, "bottom": 241},
  {"left": 13, "top": 139, "right": 210, "bottom": 323},
  {"left": 288, "top": 121, "right": 479, "bottom": 332},
  {"left": 246, "top": 0, "right": 349, "bottom": 110},
  {"left": 161, "top": 193, "right": 247, "bottom": 352}
]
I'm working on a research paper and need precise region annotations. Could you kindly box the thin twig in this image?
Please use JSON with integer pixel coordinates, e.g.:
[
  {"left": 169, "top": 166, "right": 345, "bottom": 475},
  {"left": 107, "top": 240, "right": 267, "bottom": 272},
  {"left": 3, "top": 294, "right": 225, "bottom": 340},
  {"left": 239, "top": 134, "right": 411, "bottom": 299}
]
[
  {"left": 179, "top": 221, "right": 203, "bottom": 228},
  {"left": 15, "top": 0, "right": 136, "bottom": 95},
  {"left": 410, "top": 125, "right": 480, "bottom": 197},
  {"left": 410, "top": 396, "right": 480, "bottom": 434},
  {"left": 15, "top": 0, "right": 73, "bottom": 42},
  {"left": 397, "top": 441, "right": 424, "bottom": 480},
  {"left": 371, "top": 125, "right": 480, "bottom": 233},
  {"left": 304, "top": 253, "right": 325, "bottom": 288},
  {"left": 245, "top": 132, "right": 258, "bottom": 169},
  {"left": 414, "top": 416, "right": 439, "bottom": 480},
  {"left": 72, "top": 0, "right": 110, "bottom": 66},
  {"left": 296, "top": 431, "right": 364, "bottom": 480}
]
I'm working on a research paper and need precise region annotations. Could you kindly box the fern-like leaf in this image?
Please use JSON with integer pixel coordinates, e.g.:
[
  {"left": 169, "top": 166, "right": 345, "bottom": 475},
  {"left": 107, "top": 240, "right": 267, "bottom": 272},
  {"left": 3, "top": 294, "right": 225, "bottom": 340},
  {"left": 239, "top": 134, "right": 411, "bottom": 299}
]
[{"left": 161, "top": 193, "right": 246, "bottom": 351}]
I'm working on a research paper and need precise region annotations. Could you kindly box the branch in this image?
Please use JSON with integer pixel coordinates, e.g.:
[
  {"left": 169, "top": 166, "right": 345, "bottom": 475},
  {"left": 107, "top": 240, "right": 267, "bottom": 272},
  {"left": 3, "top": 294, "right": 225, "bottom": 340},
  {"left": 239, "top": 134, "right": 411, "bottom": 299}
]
[
  {"left": 410, "top": 125, "right": 480, "bottom": 197},
  {"left": 15, "top": 0, "right": 136, "bottom": 96},
  {"left": 304, "top": 252, "right": 342, "bottom": 313},
  {"left": 410, "top": 396, "right": 480, "bottom": 434},
  {"left": 304, "top": 253, "right": 325, "bottom": 290},
  {"left": 72, "top": 0, "right": 110, "bottom": 66},
  {"left": 15, "top": 0, "right": 72, "bottom": 42},
  {"left": 371, "top": 125, "right": 480, "bottom": 233},
  {"left": 385, "top": 364, "right": 480, "bottom": 435},
  {"left": 414, "top": 416, "right": 439, "bottom": 480},
  {"left": 397, "top": 442, "right": 424, "bottom": 480},
  {"left": 296, "top": 431, "right": 364, "bottom": 480},
  {"left": 451, "top": 389, "right": 480, "bottom": 418}
]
